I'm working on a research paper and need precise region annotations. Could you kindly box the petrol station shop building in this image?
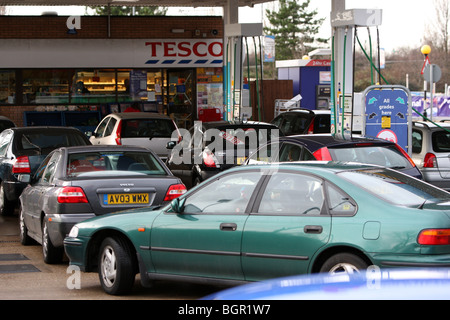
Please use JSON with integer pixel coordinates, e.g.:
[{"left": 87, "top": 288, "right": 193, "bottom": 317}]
[{"left": 0, "top": 15, "right": 224, "bottom": 129}]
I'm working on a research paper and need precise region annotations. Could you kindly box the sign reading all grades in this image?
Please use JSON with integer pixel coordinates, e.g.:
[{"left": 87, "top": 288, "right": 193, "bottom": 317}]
[{"left": 365, "top": 87, "right": 410, "bottom": 152}]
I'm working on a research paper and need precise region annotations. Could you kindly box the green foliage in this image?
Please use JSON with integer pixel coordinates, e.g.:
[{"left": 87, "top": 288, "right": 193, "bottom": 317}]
[{"left": 264, "top": 0, "right": 327, "bottom": 60}]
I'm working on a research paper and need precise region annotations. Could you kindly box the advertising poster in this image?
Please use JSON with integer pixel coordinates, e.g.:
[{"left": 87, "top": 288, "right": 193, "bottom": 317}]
[
  {"left": 129, "top": 70, "right": 147, "bottom": 101},
  {"left": 264, "top": 35, "right": 275, "bottom": 63}
]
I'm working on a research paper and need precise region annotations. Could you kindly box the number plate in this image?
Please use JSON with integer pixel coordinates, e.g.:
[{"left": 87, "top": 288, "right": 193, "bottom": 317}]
[
  {"left": 236, "top": 157, "right": 247, "bottom": 165},
  {"left": 103, "top": 193, "right": 149, "bottom": 205}
]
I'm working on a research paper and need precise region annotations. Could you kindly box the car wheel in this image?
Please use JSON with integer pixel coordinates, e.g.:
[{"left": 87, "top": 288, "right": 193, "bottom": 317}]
[
  {"left": 98, "top": 237, "right": 136, "bottom": 295},
  {"left": 42, "top": 219, "right": 63, "bottom": 264},
  {"left": 19, "top": 204, "right": 33, "bottom": 245},
  {"left": 319, "top": 253, "right": 369, "bottom": 275},
  {"left": 0, "top": 183, "right": 15, "bottom": 216}
]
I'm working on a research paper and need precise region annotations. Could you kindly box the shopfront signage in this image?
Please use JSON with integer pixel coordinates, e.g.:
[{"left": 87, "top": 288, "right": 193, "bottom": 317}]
[
  {"left": 0, "top": 39, "right": 224, "bottom": 68},
  {"left": 144, "top": 40, "right": 223, "bottom": 67}
]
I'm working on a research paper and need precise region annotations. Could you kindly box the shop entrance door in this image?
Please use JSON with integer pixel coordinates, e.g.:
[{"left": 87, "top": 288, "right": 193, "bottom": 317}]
[{"left": 167, "top": 69, "right": 195, "bottom": 129}]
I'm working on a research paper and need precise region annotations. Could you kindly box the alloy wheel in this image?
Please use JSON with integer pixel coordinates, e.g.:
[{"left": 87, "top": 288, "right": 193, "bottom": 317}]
[{"left": 100, "top": 245, "right": 117, "bottom": 288}]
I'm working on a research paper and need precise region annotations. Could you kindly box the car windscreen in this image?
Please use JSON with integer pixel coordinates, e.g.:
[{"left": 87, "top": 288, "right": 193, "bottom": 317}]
[
  {"left": 328, "top": 145, "right": 413, "bottom": 169},
  {"left": 338, "top": 168, "right": 450, "bottom": 207},
  {"left": 67, "top": 151, "right": 168, "bottom": 178},
  {"left": 18, "top": 131, "right": 88, "bottom": 152},
  {"left": 121, "top": 119, "right": 175, "bottom": 138},
  {"left": 279, "top": 113, "right": 310, "bottom": 135}
]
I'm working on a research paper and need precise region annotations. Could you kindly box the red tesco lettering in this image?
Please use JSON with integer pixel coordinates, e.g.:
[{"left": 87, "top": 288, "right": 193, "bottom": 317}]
[{"left": 145, "top": 41, "right": 223, "bottom": 58}]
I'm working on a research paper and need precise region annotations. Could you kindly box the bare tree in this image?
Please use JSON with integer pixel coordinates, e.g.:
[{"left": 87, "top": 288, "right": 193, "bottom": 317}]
[{"left": 425, "top": 0, "right": 450, "bottom": 54}]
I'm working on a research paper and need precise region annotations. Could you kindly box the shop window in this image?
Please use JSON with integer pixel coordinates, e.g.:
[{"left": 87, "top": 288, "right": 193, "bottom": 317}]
[
  {"left": 0, "top": 70, "right": 15, "bottom": 104},
  {"left": 23, "top": 69, "right": 72, "bottom": 104},
  {"left": 117, "top": 70, "right": 131, "bottom": 103},
  {"left": 72, "top": 69, "right": 116, "bottom": 104},
  {"left": 197, "top": 67, "right": 223, "bottom": 122},
  {"left": 167, "top": 69, "right": 194, "bottom": 128},
  {"left": 116, "top": 69, "right": 164, "bottom": 107},
  {"left": 146, "top": 70, "right": 163, "bottom": 108}
]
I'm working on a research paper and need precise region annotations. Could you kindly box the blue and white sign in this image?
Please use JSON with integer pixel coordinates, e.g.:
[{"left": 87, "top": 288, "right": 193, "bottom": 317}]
[{"left": 365, "top": 86, "right": 411, "bottom": 152}]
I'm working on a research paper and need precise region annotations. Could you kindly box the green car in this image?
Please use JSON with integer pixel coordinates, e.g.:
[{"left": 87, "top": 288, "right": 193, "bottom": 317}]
[{"left": 64, "top": 162, "right": 450, "bottom": 295}]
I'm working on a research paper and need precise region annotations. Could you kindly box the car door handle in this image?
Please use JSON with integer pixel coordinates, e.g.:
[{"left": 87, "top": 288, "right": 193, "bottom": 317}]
[
  {"left": 304, "top": 225, "right": 323, "bottom": 234},
  {"left": 220, "top": 223, "right": 237, "bottom": 231}
]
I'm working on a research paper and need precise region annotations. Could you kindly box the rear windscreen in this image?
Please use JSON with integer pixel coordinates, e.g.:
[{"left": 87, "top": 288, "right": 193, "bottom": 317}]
[
  {"left": 19, "top": 131, "right": 87, "bottom": 151},
  {"left": 121, "top": 119, "right": 175, "bottom": 138},
  {"left": 432, "top": 131, "right": 450, "bottom": 152},
  {"left": 328, "top": 145, "right": 413, "bottom": 169},
  {"left": 67, "top": 151, "right": 167, "bottom": 178},
  {"left": 339, "top": 168, "right": 450, "bottom": 206}
]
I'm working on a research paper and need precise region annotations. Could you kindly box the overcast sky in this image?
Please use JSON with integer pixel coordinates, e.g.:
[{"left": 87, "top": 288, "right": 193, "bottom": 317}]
[{"left": 5, "top": 0, "right": 436, "bottom": 53}]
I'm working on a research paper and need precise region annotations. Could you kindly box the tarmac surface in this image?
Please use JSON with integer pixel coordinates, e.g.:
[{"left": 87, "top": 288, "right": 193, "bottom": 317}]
[{"left": 0, "top": 214, "right": 225, "bottom": 300}]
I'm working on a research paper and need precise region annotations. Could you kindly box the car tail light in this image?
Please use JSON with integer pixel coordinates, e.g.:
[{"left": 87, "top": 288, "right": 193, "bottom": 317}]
[
  {"left": 57, "top": 187, "right": 88, "bottom": 203},
  {"left": 115, "top": 120, "right": 122, "bottom": 145},
  {"left": 203, "top": 151, "right": 218, "bottom": 168},
  {"left": 423, "top": 153, "right": 437, "bottom": 168},
  {"left": 418, "top": 229, "right": 450, "bottom": 245},
  {"left": 313, "top": 147, "right": 332, "bottom": 161},
  {"left": 164, "top": 184, "right": 187, "bottom": 201},
  {"left": 13, "top": 156, "right": 31, "bottom": 174},
  {"left": 307, "top": 121, "right": 314, "bottom": 134},
  {"left": 394, "top": 144, "right": 417, "bottom": 168}
]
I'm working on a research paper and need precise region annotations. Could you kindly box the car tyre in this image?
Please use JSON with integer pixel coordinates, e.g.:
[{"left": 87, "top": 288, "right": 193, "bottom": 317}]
[
  {"left": 98, "top": 237, "right": 136, "bottom": 295},
  {"left": 42, "top": 219, "right": 64, "bottom": 264},
  {"left": 0, "top": 183, "right": 15, "bottom": 216},
  {"left": 319, "top": 253, "right": 369, "bottom": 274},
  {"left": 19, "top": 204, "right": 33, "bottom": 245}
]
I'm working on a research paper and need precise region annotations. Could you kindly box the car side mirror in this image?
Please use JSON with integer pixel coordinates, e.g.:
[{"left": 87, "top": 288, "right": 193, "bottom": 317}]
[
  {"left": 170, "top": 197, "right": 186, "bottom": 213},
  {"left": 167, "top": 141, "right": 177, "bottom": 150}
]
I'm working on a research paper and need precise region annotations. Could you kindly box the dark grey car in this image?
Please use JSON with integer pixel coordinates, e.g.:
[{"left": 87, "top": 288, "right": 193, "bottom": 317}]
[
  {"left": 19, "top": 145, "right": 186, "bottom": 263},
  {"left": 0, "top": 126, "right": 91, "bottom": 216}
]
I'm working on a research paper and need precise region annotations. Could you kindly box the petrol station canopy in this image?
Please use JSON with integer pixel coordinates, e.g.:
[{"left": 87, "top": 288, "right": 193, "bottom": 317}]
[{"left": 0, "top": 0, "right": 268, "bottom": 7}]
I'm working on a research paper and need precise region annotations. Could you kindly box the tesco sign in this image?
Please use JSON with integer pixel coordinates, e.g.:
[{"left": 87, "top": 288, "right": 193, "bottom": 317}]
[{"left": 144, "top": 39, "right": 223, "bottom": 67}]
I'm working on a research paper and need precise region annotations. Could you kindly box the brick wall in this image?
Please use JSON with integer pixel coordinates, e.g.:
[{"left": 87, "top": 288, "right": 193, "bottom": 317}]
[
  {"left": 0, "top": 106, "right": 35, "bottom": 126},
  {"left": 0, "top": 15, "right": 223, "bottom": 39}
]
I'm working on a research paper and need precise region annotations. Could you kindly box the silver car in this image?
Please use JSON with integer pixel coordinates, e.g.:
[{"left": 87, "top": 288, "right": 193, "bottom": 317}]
[
  {"left": 89, "top": 112, "right": 180, "bottom": 161},
  {"left": 412, "top": 121, "right": 450, "bottom": 190}
]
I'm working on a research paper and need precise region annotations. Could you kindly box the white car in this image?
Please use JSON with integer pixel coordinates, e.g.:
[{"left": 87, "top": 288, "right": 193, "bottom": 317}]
[
  {"left": 412, "top": 121, "right": 450, "bottom": 191},
  {"left": 90, "top": 112, "right": 180, "bottom": 161}
]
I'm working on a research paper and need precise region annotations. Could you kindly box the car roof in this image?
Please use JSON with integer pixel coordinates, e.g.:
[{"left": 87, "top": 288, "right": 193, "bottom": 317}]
[
  {"left": 279, "top": 133, "right": 393, "bottom": 148},
  {"left": 108, "top": 112, "right": 172, "bottom": 120},
  {"left": 413, "top": 121, "right": 450, "bottom": 130},
  {"left": 278, "top": 109, "right": 331, "bottom": 115},
  {"left": 199, "top": 120, "right": 277, "bottom": 129},
  {"left": 237, "top": 160, "right": 383, "bottom": 175},
  {"left": 58, "top": 145, "right": 152, "bottom": 153},
  {"left": 0, "top": 116, "right": 15, "bottom": 123},
  {"left": 10, "top": 126, "right": 83, "bottom": 133}
]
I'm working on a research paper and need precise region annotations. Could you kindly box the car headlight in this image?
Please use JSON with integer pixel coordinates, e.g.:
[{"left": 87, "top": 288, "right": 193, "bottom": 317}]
[{"left": 68, "top": 226, "right": 79, "bottom": 238}]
